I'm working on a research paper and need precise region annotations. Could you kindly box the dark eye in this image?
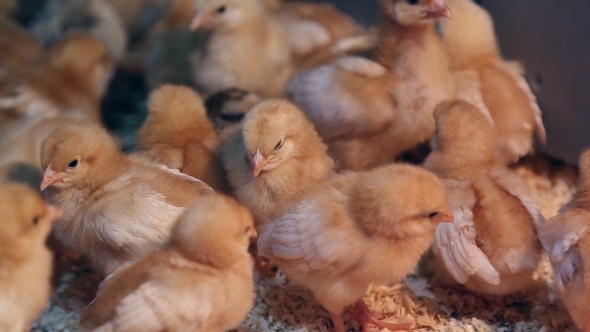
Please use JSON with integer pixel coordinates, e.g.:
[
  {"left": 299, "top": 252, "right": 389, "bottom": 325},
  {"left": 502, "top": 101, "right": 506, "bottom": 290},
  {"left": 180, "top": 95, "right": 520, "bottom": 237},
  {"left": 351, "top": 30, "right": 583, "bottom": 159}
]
[
  {"left": 216, "top": 6, "right": 226, "bottom": 14},
  {"left": 68, "top": 159, "right": 79, "bottom": 168},
  {"left": 407, "top": 0, "right": 419, "bottom": 4},
  {"left": 428, "top": 212, "right": 439, "bottom": 218},
  {"left": 220, "top": 112, "right": 244, "bottom": 123},
  {"left": 274, "top": 139, "right": 284, "bottom": 150},
  {"left": 33, "top": 216, "right": 39, "bottom": 226}
]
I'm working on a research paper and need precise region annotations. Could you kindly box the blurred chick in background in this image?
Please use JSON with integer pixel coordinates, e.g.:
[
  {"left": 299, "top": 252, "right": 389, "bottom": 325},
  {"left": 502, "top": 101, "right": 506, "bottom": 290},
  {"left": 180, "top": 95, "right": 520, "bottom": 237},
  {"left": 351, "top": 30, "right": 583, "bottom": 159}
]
[
  {"left": 40, "top": 120, "right": 214, "bottom": 275},
  {"left": 204, "top": 87, "right": 262, "bottom": 140},
  {"left": 190, "top": 0, "right": 294, "bottom": 98},
  {"left": 80, "top": 194, "right": 257, "bottom": 332},
  {"left": 258, "top": 164, "right": 453, "bottom": 332},
  {"left": 288, "top": 0, "right": 453, "bottom": 171},
  {"left": 425, "top": 100, "right": 545, "bottom": 295},
  {"left": 0, "top": 184, "right": 63, "bottom": 332},
  {"left": 440, "top": 0, "right": 546, "bottom": 165},
  {"left": 537, "top": 149, "right": 590, "bottom": 332},
  {"left": 222, "top": 99, "right": 334, "bottom": 230},
  {"left": 135, "top": 85, "right": 227, "bottom": 192}
]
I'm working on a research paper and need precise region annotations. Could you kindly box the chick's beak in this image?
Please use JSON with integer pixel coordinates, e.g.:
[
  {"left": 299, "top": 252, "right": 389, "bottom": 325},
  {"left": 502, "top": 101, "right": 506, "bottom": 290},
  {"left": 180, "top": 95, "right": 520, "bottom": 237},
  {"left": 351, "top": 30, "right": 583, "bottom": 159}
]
[
  {"left": 424, "top": 0, "right": 452, "bottom": 19},
  {"left": 432, "top": 211, "right": 454, "bottom": 223},
  {"left": 246, "top": 225, "right": 257, "bottom": 239},
  {"left": 43, "top": 204, "right": 63, "bottom": 223},
  {"left": 40, "top": 164, "right": 64, "bottom": 191},
  {"left": 250, "top": 149, "right": 267, "bottom": 178},
  {"left": 189, "top": 11, "right": 211, "bottom": 31}
]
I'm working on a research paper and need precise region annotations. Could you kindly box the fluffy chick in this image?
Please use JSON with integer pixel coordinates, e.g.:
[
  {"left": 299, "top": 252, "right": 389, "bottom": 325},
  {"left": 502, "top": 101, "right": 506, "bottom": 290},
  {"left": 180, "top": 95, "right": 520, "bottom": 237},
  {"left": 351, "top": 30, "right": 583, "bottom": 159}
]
[
  {"left": 0, "top": 184, "right": 63, "bottom": 331},
  {"left": 288, "top": 0, "right": 453, "bottom": 171},
  {"left": 190, "top": 0, "right": 294, "bottom": 98},
  {"left": 40, "top": 120, "right": 214, "bottom": 275},
  {"left": 204, "top": 87, "right": 262, "bottom": 139},
  {"left": 536, "top": 149, "right": 590, "bottom": 331},
  {"left": 258, "top": 163, "right": 453, "bottom": 332},
  {"left": 222, "top": 99, "right": 334, "bottom": 229},
  {"left": 424, "top": 100, "right": 545, "bottom": 295},
  {"left": 80, "top": 194, "right": 257, "bottom": 332},
  {"left": 135, "top": 84, "right": 227, "bottom": 192},
  {"left": 440, "top": 0, "right": 546, "bottom": 165}
]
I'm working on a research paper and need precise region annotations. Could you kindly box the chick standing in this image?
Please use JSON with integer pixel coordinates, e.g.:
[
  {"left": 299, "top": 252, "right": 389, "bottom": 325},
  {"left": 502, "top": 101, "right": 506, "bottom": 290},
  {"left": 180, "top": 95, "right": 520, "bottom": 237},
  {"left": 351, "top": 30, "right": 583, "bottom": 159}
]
[
  {"left": 80, "top": 194, "right": 257, "bottom": 332},
  {"left": 189, "top": 0, "right": 294, "bottom": 98},
  {"left": 135, "top": 84, "right": 227, "bottom": 192},
  {"left": 258, "top": 164, "right": 453, "bottom": 332},
  {"left": 0, "top": 184, "right": 63, "bottom": 331},
  {"left": 288, "top": 0, "right": 453, "bottom": 171},
  {"left": 440, "top": 0, "right": 546, "bottom": 165},
  {"left": 222, "top": 99, "right": 334, "bottom": 230},
  {"left": 40, "top": 120, "right": 214, "bottom": 275},
  {"left": 537, "top": 149, "right": 590, "bottom": 331},
  {"left": 424, "top": 100, "right": 545, "bottom": 295}
]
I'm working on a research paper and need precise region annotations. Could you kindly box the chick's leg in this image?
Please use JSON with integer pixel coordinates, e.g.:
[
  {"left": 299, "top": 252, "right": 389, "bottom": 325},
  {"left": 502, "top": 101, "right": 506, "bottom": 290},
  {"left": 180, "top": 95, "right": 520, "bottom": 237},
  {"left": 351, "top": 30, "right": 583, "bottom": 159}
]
[
  {"left": 330, "top": 311, "right": 346, "bottom": 332},
  {"left": 352, "top": 300, "right": 412, "bottom": 331}
]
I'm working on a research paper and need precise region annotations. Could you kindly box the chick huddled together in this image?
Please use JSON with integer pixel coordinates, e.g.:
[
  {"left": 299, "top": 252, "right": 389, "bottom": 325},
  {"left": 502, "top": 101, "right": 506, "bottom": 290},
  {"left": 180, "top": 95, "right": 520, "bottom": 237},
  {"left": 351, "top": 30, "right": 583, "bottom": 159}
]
[{"left": 0, "top": 0, "right": 586, "bottom": 331}]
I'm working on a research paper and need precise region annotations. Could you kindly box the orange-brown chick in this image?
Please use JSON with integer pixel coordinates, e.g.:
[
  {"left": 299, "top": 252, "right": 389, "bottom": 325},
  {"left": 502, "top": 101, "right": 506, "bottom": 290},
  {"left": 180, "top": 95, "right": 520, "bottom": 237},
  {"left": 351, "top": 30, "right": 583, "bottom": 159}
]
[
  {"left": 288, "top": 0, "right": 453, "bottom": 171},
  {"left": 258, "top": 163, "right": 453, "bottom": 332},
  {"left": 424, "top": 100, "right": 545, "bottom": 295},
  {"left": 40, "top": 120, "right": 214, "bottom": 275},
  {"left": 440, "top": 0, "right": 546, "bottom": 165},
  {"left": 0, "top": 184, "right": 63, "bottom": 331},
  {"left": 222, "top": 99, "right": 334, "bottom": 230},
  {"left": 80, "top": 194, "right": 257, "bottom": 332},
  {"left": 135, "top": 84, "right": 227, "bottom": 192},
  {"left": 536, "top": 149, "right": 590, "bottom": 331}
]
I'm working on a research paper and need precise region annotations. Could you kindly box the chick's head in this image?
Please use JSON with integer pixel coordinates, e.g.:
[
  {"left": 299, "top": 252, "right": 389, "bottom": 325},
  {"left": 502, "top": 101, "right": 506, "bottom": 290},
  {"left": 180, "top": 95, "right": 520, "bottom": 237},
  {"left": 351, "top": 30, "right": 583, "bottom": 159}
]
[
  {"left": 171, "top": 194, "right": 256, "bottom": 267},
  {"left": 191, "top": 0, "right": 264, "bottom": 31},
  {"left": 381, "top": 0, "right": 451, "bottom": 26},
  {"left": 0, "top": 184, "right": 62, "bottom": 254},
  {"left": 49, "top": 33, "right": 114, "bottom": 98},
  {"left": 241, "top": 99, "right": 320, "bottom": 178},
  {"left": 40, "top": 120, "right": 120, "bottom": 191},
  {"left": 352, "top": 164, "right": 453, "bottom": 239}
]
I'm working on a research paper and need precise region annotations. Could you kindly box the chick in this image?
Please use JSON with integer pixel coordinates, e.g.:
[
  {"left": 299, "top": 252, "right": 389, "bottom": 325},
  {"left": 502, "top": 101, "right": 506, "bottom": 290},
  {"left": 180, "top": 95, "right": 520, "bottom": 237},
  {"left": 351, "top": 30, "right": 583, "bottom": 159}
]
[
  {"left": 288, "top": 0, "right": 453, "bottom": 171},
  {"left": 0, "top": 19, "right": 45, "bottom": 85},
  {"left": 80, "top": 194, "right": 257, "bottom": 332},
  {"left": 135, "top": 84, "right": 227, "bottom": 192},
  {"left": 222, "top": 99, "right": 334, "bottom": 229},
  {"left": 258, "top": 163, "right": 453, "bottom": 332},
  {"left": 30, "top": 0, "right": 127, "bottom": 61},
  {"left": 440, "top": 0, "right": 546, "bottom": 165},
  {"left": 0, "top": 184, "right": 63, "bottom": 331},
  {"left": 536, "top": 149, "right": 590, "bottom": 331},
  {"left": 190, "top": 0, "right": 294, "bottom": 98},
  {"left": 40, "top": 120, "right": 214, "bottom": 275},
  {"left": 204, "top": 87, "right": 262, "bottom": 139},
  {"left": 424, "top": 100, "right": 545, "bottom": 295}
]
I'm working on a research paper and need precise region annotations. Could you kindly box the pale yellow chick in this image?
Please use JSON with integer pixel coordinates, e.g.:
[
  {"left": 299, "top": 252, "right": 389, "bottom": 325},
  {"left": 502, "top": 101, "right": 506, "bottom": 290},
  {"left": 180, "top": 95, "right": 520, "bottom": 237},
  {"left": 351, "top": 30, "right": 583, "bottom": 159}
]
[
  {"left": 425, "top": 100, "right": 545, "bottom": 295},
  {"left": 288, "top": 0, "right": 454, "bottom": 171},
  {"left": 135, "top": 84, "right": 227, "bottom": 192},
  {"left": 536, "top": 149, "right": 590, "bottom": 332},
  {"left": 40, "top": 120, "right": 214, "bottom": 275},
  {"left": 440, "top": 0, "right": 546, "bottom": 165},
  {"left": 222, "top": 99, "right": 334, "bottom": 230},
  {"left": 189, "top": 0, "right": 294, "bottom": 98},
  {"left": 80, "top": 194, "right": 257, "bottom": 332},
  {"left": 0, "top": 184, "right": 63, "bottom": 332},
  {"left": 258, "top": 163, "right": 453, "bottom": 332}
]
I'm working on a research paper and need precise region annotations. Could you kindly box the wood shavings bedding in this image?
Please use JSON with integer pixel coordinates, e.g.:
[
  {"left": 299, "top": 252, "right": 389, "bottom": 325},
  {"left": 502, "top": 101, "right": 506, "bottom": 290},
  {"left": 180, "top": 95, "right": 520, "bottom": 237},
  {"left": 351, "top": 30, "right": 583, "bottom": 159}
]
[{"left": 32, "top": 153, "right": 580, "bottom": 331}]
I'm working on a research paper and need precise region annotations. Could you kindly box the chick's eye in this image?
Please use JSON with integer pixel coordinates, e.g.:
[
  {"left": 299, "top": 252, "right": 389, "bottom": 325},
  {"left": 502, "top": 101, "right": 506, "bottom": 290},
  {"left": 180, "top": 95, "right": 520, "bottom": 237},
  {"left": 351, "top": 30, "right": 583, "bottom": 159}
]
[
  {"left": 32, "top": 216, "right": 39, "bottom": 226},
  {"left": 216, "top": 5, "right": 226, "bottom": 14},
  {"left": 428, "top": 212, "right": 439, "bottom": 218},
  {"left": 274, "top": 139, "right": 284, "bottom": 150},
  {"left": 407, "top": 0, "right": 419, "bottom": 4},
  {"left": 68, "top": 159, "right": 79, "bottom": 168}
]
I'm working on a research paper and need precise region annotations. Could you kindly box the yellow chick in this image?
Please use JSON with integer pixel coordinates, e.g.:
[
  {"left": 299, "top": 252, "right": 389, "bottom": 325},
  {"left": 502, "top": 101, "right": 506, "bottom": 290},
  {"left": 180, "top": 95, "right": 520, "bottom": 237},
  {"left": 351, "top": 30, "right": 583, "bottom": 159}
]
[
  {"left": 440, "top": 0, "right": 546, "bottom": 165},
  {"left": 222, "top": 99, "right": 334, "bottom": 230},
  {"left": 288, "top": 0, "right": 454, "bottom": 171},
  {"left": 0, "top": 184, "right": 63, "bottom": 331},
  {"left": 424, "top": 100, "right": 545, "bottom": 295},
  {"left": 40, "top": 120, "right": 214, "bottom": 275},
  {"left": 537, "top": 149, "right": 590, "bottom": 331},
  {"left": 189, "top": 0, "right": 294, "bottom": 98},
  {"left": 135, "top": 84, "right": 227, "bottom": 192},
  {"left": 80, "top": 194, "right": 257, "bottom": 332},
  {"left": 258, "top": 163, "right": 453, "bottom": 332}
]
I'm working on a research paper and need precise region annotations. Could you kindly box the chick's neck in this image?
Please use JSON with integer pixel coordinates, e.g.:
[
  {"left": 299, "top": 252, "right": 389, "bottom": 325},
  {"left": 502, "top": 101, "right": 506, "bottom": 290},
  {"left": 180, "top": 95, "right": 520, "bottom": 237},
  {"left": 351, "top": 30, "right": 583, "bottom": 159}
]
[{"left": 86, "top": 153, "right": 131, "bottom": 191}]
